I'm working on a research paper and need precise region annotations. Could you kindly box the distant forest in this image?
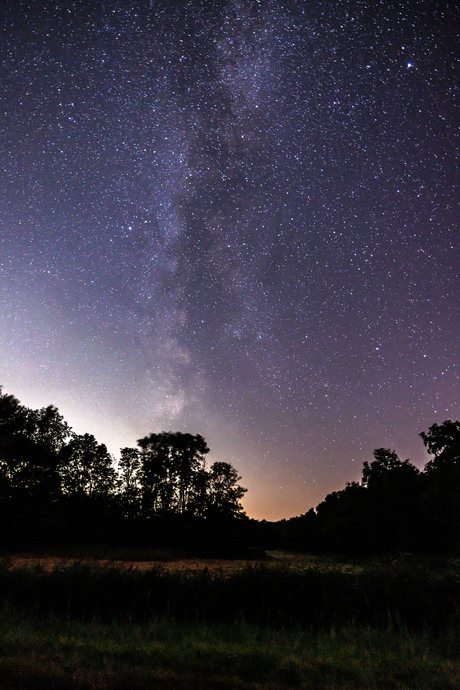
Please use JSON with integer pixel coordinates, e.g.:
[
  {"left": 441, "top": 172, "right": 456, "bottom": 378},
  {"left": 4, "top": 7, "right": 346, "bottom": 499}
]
[{"left": 0, "top": 386, "right": 458, "bottom": 555}]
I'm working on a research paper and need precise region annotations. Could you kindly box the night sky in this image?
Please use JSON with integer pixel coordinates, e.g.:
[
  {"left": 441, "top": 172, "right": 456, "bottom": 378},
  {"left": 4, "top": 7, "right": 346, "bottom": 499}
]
[{"left": 1, "top": 0, "right": 458, "bottom": 520}]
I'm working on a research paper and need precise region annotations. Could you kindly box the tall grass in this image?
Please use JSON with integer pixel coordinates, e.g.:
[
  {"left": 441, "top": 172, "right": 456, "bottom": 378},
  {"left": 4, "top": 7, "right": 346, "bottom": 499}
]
[
  {"left": 0, "top": 559, "right": 458, "bottom": 630},
  {"left": 0, "top": 610, "right": 458, "bottom": 689}
]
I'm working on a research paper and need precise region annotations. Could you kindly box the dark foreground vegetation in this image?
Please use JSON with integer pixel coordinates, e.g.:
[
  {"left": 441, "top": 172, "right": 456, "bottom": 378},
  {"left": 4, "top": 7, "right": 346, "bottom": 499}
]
[
  {"left": 0, "top": 556, "right": 458, "bottom": 689},
  {"left": 1, "top": 556, "right": 459, "bottom": 630},
  {"left": 1, "top": 613, "right": 458, "bottom": 689}
]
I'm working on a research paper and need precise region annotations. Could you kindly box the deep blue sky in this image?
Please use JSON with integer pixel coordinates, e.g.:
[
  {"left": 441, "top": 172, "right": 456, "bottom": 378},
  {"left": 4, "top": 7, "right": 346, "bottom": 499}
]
[{"left": 1, "top": 0, "right": 458, "bottom": 519}]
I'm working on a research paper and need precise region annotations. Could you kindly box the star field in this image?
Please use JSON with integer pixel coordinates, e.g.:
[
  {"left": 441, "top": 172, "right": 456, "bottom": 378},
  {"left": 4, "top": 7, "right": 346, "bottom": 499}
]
[{"left": 0, "top": 0, "right": 458, "bottom": 519}]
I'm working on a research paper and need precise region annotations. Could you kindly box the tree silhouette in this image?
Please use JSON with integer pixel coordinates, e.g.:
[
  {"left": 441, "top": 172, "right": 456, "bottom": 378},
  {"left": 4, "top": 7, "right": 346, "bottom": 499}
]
[
  {"left": 173, "top": 433, "right": 209, "bottom": 514},
  {"left": 28, "top": 405, "right": 72, "bottom": 454},
  {"left": 118, "top": 446, "right": 142, "bottom": 518},
  {"left": 136, "top": 432, "right": 210, "bottom": 516},
  {"left": 420, "top": 420, "right": 460, "bottom": 472},
  {"left": 361, "top": 448, "right": 418, "bottom": 489},
  {"left": 137, "top": 433, "right": 175, "bottom": 515},
  {"left": 26, "top": 405, "right": 72, "bottom": 498},
  {"left": 207, "top": 461, "right": 247, "bottom": 518},
  {"left": 59, "top": 433, "right": 117, "bottom": 498},
  {"left": 361, "top": 448, "right": 420, "bottom": 551},
  {"left": 0, "top": 388, "right": 32, "bottom": 496},
  {"left": 0, "top": 389, "right": 63, "bottom": 497},
  {"left": 188, "top": 467, "right": 210, "bottom": 518},
  {"left": 420, "top": 420, "right": 460, "bottom": 551},
  {"left": 315, "top": 482, "right": 370, "bottom": 553}
]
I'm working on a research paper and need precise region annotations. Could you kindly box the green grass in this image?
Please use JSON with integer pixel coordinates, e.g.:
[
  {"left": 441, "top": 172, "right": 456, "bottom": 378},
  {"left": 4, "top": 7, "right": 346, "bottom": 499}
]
[{"left": 0, "top": 610, "right": 458, "bottom": 689}]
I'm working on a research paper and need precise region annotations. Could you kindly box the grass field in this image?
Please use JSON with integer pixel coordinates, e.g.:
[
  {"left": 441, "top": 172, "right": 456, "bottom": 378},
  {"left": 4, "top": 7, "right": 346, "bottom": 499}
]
[
  {"left": 0, "top": 612, "right": 458, "bottom": 689},
  {"left": 2, "top": 548, "right": 362, "bottom": 575},
  {"left": 0, "top": 551, "right": 458, "bottom": 688}
]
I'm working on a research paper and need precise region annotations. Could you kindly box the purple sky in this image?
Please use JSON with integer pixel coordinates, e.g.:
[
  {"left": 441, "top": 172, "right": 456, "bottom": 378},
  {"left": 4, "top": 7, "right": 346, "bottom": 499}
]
[{"left": 1, "top": 0, "right": 458, "bottom": 519}]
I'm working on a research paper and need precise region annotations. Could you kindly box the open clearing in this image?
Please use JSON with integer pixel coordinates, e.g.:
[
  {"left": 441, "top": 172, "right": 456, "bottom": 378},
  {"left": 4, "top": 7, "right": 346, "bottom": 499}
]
[{"left": 2, "top": 550, "right": 362, "bottom": 574}]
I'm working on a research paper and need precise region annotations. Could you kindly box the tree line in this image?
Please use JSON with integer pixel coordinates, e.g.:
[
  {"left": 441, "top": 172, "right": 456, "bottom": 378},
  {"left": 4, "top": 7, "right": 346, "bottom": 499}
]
[
  {"left": 0, "top": 385, "right": 458, "bottom": 555},
  {"left": 254, "top": 421, "right": 460, "bottom": 554},
  {"left": 0, "top": 386, "right": 246, "bottom": 552}
]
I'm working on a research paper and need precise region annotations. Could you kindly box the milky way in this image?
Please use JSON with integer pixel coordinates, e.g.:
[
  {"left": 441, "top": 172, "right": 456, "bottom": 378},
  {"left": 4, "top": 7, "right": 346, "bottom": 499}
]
[{"left": 1, "top": 0, "right": 458, "bottom": 519}]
